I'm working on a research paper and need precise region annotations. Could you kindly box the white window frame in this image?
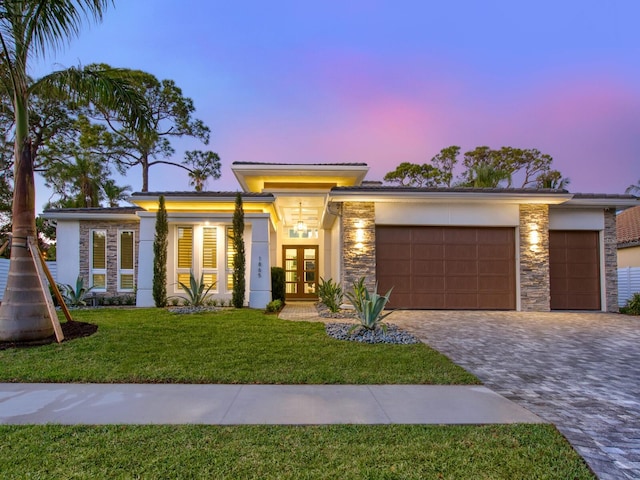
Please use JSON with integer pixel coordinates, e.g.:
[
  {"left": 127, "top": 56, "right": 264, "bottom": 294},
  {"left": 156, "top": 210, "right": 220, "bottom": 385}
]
[
  {"left": 117, "top": 229, "right": 135, "bottom": 292},
  {"left": 173, "top": 224, "right": 229, "bottom": 294},
  {"left": 90, "top": 229, "right": 107, "bottom": 292}
]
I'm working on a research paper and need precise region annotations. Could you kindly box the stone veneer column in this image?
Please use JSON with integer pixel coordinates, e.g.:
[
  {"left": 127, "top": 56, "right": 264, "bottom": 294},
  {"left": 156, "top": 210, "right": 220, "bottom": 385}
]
[
  {"left": 604, "top": 208, "right": 618, "bottom": 312},
  {"left": 340, "top": 202, "right": 376, "bottom": 291},
  {"left": 519, "top": 204, "right": 550, "bottom": 311}
]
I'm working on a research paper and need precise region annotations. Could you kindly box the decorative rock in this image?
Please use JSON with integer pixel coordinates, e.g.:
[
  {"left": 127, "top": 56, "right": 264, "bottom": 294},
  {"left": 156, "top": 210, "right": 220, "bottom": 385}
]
[{"left": 325, "top": 322, "right": 420, "bottom": 344}]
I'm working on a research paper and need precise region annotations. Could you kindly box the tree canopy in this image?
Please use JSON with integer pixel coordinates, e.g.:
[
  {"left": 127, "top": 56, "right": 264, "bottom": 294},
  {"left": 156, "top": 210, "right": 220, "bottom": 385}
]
[{"left": 384, "top": 145, "right": 570, "bottom": 189}]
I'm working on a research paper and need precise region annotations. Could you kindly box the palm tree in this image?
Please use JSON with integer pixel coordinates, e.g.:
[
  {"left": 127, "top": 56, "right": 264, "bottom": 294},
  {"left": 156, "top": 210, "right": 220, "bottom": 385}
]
[{"left": 0, "top": 1, "right": 149, "bottom": 341}]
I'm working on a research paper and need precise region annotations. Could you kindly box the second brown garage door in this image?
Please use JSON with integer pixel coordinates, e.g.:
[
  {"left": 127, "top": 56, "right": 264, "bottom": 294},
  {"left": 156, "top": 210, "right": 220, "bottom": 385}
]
[
  {"left": 376, "top": 226, "right": 516, "bottom": 309},
  {"left": 549, "top": 230, "right": 601, "bottom": 310}
]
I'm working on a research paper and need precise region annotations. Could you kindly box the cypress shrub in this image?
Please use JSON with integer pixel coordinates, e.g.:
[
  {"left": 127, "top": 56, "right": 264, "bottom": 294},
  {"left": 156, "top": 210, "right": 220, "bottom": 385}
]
[
  {"left": 152, "top": 195, "right": 168, "bottom": 307},
  {"left": 231, "top": 192, "right": 246, "bottom": 308}
]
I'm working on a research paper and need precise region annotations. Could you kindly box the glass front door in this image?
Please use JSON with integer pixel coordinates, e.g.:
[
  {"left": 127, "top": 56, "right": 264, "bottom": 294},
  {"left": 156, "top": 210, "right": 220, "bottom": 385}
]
[{"left": 283, "top": 245, "right": 318, "bottom": 299}]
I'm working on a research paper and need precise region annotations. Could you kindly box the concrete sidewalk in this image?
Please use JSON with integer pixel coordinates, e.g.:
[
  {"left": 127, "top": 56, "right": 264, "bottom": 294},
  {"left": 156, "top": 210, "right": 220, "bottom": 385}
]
[{"left": 0, "top": 383, "right": 543, "bottom": 425}]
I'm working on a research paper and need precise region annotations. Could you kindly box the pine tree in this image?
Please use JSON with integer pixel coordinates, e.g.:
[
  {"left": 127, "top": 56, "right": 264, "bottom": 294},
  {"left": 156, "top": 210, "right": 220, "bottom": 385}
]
[
  {"left": 232, "top": 192, "right": 246, "bottom": 308},
  {"left": 153, "top": 195, "right": 168, "bottom": 307}
]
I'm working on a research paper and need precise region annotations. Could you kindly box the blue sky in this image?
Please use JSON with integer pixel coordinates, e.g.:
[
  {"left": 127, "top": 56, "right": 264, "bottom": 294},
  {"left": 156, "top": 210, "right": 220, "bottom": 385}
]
[{"left": 31, "top": 0, "right": 640, "bottom": 210}]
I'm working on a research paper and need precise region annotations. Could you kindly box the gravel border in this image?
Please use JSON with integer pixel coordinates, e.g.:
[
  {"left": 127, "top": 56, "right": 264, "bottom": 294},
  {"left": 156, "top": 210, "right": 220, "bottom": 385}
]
[{"left": 325, "top": 322, "right": 420, "bottom": 344}]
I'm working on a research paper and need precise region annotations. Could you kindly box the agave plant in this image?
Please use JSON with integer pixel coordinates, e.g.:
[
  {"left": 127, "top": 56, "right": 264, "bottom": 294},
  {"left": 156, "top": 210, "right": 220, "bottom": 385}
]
[
  {"left": 345, "top": 277, "right": 393, "bottom": 332},
  {"left": 177, "top": 270, "right": 215, "bottom": 306},
  {"left": 59, "top": 276, "right": 96, "bottom": 307}
]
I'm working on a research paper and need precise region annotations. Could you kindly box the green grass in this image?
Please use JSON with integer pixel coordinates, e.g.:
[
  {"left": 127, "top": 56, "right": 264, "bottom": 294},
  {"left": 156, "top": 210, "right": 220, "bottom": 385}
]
[
  {"left": 0, "top": 308, "right": 478, "bottom": 384},
  {"left": 0, "top": 424, "right": 594, "bottom": 479}
]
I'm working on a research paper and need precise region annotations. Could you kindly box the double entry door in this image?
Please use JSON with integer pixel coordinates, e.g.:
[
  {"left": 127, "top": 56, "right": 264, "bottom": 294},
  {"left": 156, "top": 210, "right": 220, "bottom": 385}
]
[{"left": 283, "top": 245, "right": 318, "bottom": 299}]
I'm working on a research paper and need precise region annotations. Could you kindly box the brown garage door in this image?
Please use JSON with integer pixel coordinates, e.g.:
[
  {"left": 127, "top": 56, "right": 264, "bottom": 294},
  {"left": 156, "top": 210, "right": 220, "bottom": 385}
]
[
  {"left": 376, "top": 226, "right": 516, "bottom": 309},
  {"left": 549, "top": 230, "right": 600, "bottom": 310}
]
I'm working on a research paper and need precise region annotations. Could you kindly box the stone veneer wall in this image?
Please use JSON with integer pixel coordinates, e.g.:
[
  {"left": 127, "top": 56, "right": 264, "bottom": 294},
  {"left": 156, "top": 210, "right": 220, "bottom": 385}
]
[
  {"left": 340, "top": 202, "right": 376, "bottom": 291},
  {"left": 519, "top": 204, "right": 550, "bottom": 311},
  {"left": 604, "top": 208, "right": 618, "bottom": 312},
  {"left": 79, "top": 220, "right": 140, "bottom": 296}
]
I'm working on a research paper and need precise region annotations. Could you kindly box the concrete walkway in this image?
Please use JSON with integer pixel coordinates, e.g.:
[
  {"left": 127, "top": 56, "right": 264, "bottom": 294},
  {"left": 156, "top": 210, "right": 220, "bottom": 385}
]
[{"left": 0, "top": 383, "right": 543, "bottom": 425}]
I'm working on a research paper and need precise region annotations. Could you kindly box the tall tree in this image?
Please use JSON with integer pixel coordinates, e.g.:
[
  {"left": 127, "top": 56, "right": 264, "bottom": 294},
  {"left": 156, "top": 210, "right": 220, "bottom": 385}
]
[
  {"left": 231, "top": 192, "right": 245, "bottom": 308},
  {"left": 152, "top": 195, "right": 168, "bottom": 308},
  {"left": 87, "top": 65, "right": 221, "bottom": 192},
  {"left": 0, "top": 0, "right": 149, "bottom": 341}
]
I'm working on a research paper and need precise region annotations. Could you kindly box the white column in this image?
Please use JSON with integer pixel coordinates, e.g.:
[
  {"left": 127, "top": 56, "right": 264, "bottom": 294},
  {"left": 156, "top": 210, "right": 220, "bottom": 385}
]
[
  {"left": 55, "top": 220, "right": 80, "bottom": 285},
  {"left": 248, "top": 216, "right": 271, "bottom": 308},
  {"left": 136, "top": 213, "right": 156, "bottom": 307}
]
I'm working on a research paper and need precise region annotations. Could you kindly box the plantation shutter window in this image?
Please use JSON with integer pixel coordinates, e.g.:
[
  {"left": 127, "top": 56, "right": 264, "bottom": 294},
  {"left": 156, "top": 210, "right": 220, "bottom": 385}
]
[
  {"left": 90, "top": 230, "right": 107, "bottom": 290},
  {"left": 177, "top": 226, "right": 194, "bottom": 286},
  {"left": 118, "top": 230, "right": 135, "bottom": 291},
  {"left": 202, "top": 227, "right": 218, "bottom": 290}
]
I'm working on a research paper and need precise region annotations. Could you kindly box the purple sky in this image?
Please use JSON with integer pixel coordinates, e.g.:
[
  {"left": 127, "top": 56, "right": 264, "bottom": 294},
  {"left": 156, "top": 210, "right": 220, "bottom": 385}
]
[{"left": 31, "top": 0, "right": 640, "bottom": 211}]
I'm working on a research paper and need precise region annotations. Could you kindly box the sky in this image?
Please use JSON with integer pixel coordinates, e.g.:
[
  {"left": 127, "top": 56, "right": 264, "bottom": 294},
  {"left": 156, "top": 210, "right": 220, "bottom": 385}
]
[{"left": 30, "top": 0, "right": 640, "bottom": 211}]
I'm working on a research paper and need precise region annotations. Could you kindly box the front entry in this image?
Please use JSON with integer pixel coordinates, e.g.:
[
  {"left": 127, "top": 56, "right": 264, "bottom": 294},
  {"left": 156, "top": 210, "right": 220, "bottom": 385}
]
[{"left": 283, "top": 245, "right": 318, "bottom": 299}]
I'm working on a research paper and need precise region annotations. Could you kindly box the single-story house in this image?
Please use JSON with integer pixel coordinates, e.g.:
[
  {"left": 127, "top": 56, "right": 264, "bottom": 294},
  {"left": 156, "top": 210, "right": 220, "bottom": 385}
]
[{"left": 44, "top": 162, "right": 638, "bottom": 312}]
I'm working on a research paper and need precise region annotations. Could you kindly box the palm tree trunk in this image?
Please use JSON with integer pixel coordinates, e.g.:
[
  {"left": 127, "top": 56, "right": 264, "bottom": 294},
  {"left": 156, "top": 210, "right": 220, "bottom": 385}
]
[{"left": 0, "top": 141, "right": 53, "bottom": 341}]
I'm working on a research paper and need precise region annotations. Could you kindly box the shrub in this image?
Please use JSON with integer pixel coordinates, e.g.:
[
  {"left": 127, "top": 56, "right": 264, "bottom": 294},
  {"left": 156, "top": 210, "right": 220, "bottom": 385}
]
[
  {"left": 318, "top": 277, "right": 343, "bottom": 312},
  {"left": 59, "top": 276, "right": 96, "bottom": 307},
  {"left": 176, "top": 270, "right": 214, "bottom": 306},
  {"left": 622, "top": 293, "right": 640, "bottom": 315},
  {"left": 265, "top": 299, "right": 283, "bottom": 313},
  {"left": 231, "top": 193, "right": 246, "bottom": 308},
  {"left": 271, "top": 267, "right": 286, "bottom": 303},
  {"left": 345, "top": 277, "right": 393, "bottom": 331},
  {"left": 153, "top": 195, "right": 168, "bottom": 308}
]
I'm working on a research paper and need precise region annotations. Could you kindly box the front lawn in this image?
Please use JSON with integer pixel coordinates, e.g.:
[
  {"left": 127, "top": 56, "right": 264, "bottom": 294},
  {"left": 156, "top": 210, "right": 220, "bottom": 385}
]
[
  {"left": 0, "top": 424, "right": 594, "bottom": 479},
  {"left": 0, "top": 308, "right": 478, "bottom": 384}
]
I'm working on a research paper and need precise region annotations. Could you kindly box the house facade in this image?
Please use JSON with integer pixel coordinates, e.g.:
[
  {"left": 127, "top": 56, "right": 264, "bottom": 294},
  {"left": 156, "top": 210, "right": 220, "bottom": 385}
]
[{"left": 44, "top": 162, "right": 638, "bottom": 312}]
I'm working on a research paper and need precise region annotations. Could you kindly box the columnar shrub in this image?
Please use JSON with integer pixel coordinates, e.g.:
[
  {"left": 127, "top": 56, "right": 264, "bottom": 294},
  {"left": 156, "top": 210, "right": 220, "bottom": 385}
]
[
  {"left": 231, "top": 192, "right": 246, "bottom": 308},
  {"left": 153, "top": 195, "right": 168, "bottom": 307}
]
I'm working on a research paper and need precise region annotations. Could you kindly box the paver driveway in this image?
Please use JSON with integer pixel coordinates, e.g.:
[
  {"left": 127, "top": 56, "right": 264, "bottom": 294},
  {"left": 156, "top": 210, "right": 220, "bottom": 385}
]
[{"left": 388, "top": 310, "right": 640, "bottom": 480}]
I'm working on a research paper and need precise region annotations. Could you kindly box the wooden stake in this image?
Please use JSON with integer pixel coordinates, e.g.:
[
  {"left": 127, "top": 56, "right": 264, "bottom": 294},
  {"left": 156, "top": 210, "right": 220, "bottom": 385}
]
[
  {"left": 0, "top": 240, "right": 8, "bottom": 257},
  {"left": 27, "top": 237, "right": 64, "bottom": 343}
]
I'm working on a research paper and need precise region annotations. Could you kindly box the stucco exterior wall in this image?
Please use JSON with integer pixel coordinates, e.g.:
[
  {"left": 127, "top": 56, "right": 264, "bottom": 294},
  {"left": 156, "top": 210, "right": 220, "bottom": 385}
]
[
  {"left": 55, "top": 220, "right": 80, "bottom": 287},
  {"left": 618, "top": 246, "right": 640, "bottom": 268}
]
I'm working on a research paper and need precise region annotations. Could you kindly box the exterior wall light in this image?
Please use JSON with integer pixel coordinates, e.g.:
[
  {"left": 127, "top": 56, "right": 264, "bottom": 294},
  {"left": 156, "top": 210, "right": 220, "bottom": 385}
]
[{"left": 529, "top": 223, "right": 540, "bottom": 252}]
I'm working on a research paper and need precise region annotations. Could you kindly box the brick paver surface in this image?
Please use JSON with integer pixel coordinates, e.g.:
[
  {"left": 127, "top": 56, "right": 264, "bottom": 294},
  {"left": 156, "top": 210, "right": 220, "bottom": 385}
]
[{"left": 388, "top": 310, "right": 640, "bottom": 480}]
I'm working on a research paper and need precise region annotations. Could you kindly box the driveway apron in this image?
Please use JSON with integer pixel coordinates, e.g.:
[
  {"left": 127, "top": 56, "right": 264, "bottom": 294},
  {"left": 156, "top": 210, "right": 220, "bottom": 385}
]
[{"left": 388, "top": 310, "right": 640, "bottom": 480}]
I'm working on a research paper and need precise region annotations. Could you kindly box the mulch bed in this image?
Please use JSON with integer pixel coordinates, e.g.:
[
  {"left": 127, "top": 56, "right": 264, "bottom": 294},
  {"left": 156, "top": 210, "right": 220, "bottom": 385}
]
[{"left": 0, "top": 320, "right": 98, "bottom": 350}]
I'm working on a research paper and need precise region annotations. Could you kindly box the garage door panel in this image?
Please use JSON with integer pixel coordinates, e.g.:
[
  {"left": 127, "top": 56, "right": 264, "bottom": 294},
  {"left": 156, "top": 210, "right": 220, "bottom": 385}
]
[
  {"left": 549, "top": 230, "right": 600, "bottom": 311},
  {"left": 445, "top": 276, "right": 478, "bottom": 290},
  {"left": 412, "top": 276, "right": 445, "bottom": 292},
  {"left": 377, "top": 259, "right": 411, "bottom": 274},
  {"left": 477, "top": 229, "right": 511, "bottom": 244},
  {"left": 413, "top": 260, "right": 445, "bottom": 275},
  {"left": 479, "top": 276, "right": 512, "bottom": 291},
  {"left": 478, "top": 259, "right": 512, "bottom": 274},
  {"left": 412, "top": 244, "right": 445, "bottom": 260},
  {"left": 478, "top": 245, "right": 512, "bottom": 259},
  {"left": 411, "top": 227, "right": 444, "bottom": 243},
  {"left": 376, "top": 227, "right": 411, "bottom": 244},
  {"left": 446, "top": 260, "right": 479, "bottom": 275},
  {"left": 444, "top": 229, "right": 478, "bottom": 244},
  {"left": 445, "top": 245, "right": 477, "bottom": 259},
  {"left": 376, "top": 226, "right": 515, "bottom": 309}
]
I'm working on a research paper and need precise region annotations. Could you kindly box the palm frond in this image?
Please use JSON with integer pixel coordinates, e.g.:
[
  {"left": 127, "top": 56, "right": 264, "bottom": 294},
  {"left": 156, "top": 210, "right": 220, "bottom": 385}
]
[{"left": 31, "top": 66, "right": 152, "bottom": 132}]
